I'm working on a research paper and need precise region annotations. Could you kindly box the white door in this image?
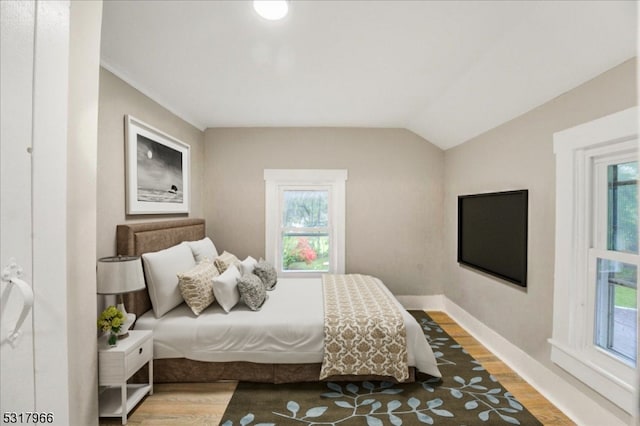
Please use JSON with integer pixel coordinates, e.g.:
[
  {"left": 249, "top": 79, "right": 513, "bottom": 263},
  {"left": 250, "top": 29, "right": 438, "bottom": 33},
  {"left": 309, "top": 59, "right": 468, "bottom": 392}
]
[
  {"left": 0, "top": 0, "right": 37, "bottom": 415},
  {"left": 1, "top": 2, "right": 71, "bottom": 422}
]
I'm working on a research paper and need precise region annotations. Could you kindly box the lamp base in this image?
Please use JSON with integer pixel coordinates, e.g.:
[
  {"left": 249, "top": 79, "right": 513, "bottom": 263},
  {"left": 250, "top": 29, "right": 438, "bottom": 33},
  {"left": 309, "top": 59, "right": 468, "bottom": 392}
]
[{"left": 116, "top": 303, "right": 136, "bottom": 338}]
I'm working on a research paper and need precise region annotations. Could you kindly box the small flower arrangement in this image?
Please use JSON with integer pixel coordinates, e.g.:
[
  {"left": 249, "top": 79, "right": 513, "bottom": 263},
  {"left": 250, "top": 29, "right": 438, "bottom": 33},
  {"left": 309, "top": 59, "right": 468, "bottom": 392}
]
[{"left": 97, "top": 305, "right": 125, "bottom": 346}]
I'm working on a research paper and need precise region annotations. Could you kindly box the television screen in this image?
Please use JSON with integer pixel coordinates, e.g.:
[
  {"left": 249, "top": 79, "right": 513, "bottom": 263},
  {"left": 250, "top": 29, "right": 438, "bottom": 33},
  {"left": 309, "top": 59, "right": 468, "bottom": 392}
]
[{"left": 457, "top": 190, "right": 528, "bottom": 287}]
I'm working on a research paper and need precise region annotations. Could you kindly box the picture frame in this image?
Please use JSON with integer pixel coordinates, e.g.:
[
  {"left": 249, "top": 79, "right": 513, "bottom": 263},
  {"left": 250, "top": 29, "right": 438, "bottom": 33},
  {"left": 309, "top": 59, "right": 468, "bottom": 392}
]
[{"left": 125, "top": 115, "right": 190, "bottom": 214}]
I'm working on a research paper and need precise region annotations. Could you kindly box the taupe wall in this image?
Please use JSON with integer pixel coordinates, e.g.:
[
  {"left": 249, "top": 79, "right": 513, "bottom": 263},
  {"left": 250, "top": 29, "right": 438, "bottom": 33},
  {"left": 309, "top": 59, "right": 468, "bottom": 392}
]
[
  {"left": 97, "top": 68, "right": 205, "bottom": 258},
  {"left": 203, "top": 128, "right": 445, "bottom": 296},
  {"left": 443, "top": 58, "right": 637, "bottom": 421}
]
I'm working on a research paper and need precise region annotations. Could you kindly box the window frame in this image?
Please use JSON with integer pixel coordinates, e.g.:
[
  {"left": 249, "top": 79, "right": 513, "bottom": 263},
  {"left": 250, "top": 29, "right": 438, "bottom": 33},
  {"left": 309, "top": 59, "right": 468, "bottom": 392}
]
[
  {"left": 551, "top": 106, "right": 638, "bottom": 413},
  {"left": 264, "top": 169, "right": 347, "bottom": 278}
]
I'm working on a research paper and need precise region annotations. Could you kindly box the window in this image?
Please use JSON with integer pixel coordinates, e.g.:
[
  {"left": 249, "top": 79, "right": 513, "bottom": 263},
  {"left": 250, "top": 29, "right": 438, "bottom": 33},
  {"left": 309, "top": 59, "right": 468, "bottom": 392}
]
[
  {"left": 593, "top": 160, "right": 638, "bottom": 363},
  {"left": 594, "top": 259, "right": 637, "bottom": 361},
  {"left": 281, "top": 189, "right": 330, "bottom": 272},
  {"left": 264, "top": 169, "right": 347, "bottom": 277},
  {"left": 551, "top": 106, "right": 638, "bottom": 413}
]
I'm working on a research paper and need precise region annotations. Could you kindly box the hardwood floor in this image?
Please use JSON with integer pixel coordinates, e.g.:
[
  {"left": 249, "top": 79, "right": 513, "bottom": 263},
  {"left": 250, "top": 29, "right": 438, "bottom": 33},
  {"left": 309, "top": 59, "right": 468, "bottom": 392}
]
[
  {"left": 99, "top": 311, "right": 574, "bottom": 425},
  {"left": 98, "top": 382, "right": 237, "bottom": 426}
]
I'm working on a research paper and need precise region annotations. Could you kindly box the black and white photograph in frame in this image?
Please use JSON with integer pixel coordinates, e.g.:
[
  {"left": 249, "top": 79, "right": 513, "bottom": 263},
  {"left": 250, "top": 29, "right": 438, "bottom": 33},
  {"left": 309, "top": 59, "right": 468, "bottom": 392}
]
[{"left": 125, "top": 115, "right": 190, "bottom": 214}]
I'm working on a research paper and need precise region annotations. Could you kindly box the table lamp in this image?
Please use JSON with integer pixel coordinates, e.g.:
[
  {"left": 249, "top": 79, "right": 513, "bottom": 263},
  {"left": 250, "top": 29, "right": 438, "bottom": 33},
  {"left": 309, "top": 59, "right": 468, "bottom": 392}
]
[{"left": 97, "top": 256, "right": 145, "bottom": 338}]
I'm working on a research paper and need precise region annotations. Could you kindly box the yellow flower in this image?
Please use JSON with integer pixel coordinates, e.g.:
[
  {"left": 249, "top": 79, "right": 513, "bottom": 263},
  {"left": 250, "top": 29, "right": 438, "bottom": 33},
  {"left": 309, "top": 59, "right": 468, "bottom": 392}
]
[{"left": 97, "top": 305, "right": 125, "bottom": 333}]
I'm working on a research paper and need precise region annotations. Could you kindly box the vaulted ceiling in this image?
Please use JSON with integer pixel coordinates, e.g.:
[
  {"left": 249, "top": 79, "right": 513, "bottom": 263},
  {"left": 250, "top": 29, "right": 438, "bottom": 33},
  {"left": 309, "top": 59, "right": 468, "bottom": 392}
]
[{"left": 101, "top": 1, "right": 637, "bottom": 150}]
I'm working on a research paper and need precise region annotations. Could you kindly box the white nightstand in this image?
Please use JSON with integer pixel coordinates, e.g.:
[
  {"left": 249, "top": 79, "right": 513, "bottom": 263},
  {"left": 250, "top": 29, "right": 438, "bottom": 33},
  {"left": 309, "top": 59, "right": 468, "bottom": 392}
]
[{"left": 98, "top": 330, "right": 153, "bottom": 425}]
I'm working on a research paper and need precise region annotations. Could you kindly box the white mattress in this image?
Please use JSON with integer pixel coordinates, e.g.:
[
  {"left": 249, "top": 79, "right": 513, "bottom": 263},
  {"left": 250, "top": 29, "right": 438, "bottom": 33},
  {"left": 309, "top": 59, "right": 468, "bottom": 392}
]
[{"left": 135, "top": 277, "right": 441, "bottom": 378}]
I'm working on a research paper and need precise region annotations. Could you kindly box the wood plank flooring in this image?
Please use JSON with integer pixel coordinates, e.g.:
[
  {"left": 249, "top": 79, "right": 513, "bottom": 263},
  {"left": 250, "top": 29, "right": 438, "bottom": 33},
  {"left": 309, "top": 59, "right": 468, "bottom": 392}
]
[
  {"left": 99, "top": 311, "right": 574, "bottom": 425},
  {"left": 99, "top": 382, "right": 237, "bottom": 426}
]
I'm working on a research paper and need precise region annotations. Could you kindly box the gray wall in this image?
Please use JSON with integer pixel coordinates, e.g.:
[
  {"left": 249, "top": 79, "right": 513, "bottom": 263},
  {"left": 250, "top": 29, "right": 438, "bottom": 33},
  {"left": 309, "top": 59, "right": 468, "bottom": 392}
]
[
  {"left": 97, "top": 68, "right": 205, "bottom": 258},
  {"left": 443, "top": 58, "right": 637, "bottom": 421},
  {"left": 203, "top": 128, "right": 445, "bottom": 296}
]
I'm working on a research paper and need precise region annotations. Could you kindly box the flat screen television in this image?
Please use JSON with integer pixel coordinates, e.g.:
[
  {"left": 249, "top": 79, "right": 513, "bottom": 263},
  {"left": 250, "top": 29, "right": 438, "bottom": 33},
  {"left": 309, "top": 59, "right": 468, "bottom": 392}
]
[{"left": 457, "top": 190, "right": 528, "bottom": 287}]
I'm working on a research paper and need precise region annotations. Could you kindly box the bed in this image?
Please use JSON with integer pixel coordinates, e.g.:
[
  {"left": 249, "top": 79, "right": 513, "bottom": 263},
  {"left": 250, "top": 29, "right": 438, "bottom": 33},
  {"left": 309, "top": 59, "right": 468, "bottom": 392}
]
[{"left": 117, "top": 218, "right": 441, "bottom": 383}]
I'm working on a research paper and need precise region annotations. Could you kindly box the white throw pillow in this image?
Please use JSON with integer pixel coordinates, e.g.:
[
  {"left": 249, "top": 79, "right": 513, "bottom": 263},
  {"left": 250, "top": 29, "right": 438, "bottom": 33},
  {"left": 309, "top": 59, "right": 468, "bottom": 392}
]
[
  {"left": 239, "top": 255, "right": 257, "bottom": 276},
  {"left": 142, "top": 242, "right": 196, "bottom": 318},
  {"left": 187, "top": 237, "right": 219, "bottom": 263},
  {"left": 212, "top": 265, "right": 241, "bottom": 313}
]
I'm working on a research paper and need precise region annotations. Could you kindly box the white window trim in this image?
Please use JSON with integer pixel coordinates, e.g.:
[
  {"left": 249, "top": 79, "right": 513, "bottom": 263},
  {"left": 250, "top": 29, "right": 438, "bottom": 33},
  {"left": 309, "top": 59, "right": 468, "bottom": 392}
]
[
  {"left": 550, "top": 106, "right": 638, "bottom": 413},
  {"left": 264, "top": 169, "right": 347, "bottom": 278}
]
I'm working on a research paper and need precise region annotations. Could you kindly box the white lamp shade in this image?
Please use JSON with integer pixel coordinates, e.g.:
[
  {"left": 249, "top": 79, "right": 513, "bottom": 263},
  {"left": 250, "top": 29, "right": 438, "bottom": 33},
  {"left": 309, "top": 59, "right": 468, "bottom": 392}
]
[{"left": 97, "top": 256, "right": 145, "bottom": 295}]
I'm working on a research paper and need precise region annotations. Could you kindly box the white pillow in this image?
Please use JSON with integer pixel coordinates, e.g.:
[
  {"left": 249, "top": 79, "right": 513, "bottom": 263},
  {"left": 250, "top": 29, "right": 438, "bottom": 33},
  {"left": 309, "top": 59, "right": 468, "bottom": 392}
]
[
  {"left": 142, "top": 242, "right": 196, "bottom": 318},
  {"left": 187, "top": 237, "right": 219, "bottom": 263},
  {"left": 239, "top": 255, "right": 257, "bottom": 275},
  {"left": 212, "top": 265, "right": 241, "bottom": 313}
]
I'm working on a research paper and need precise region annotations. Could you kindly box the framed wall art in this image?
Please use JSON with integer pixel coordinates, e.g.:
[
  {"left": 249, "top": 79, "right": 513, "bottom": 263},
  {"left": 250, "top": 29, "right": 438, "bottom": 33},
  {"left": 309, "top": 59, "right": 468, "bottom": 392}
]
[{"left": 125, "top": 115, "right": 190, "bottom": 214}]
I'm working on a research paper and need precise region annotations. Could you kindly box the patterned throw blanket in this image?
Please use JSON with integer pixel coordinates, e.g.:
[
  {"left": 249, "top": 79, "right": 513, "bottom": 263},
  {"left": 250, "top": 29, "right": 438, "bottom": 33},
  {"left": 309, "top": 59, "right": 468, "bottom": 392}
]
[{"left": 320, "top": 274, "right": 409, "bottom": 382}]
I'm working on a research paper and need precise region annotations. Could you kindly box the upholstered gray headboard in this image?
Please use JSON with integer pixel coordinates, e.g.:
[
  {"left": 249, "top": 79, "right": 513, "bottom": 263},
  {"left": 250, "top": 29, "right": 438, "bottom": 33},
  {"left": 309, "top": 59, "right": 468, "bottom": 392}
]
[{"left": 116, "top": 218, "right": 205, "bottom": 318}]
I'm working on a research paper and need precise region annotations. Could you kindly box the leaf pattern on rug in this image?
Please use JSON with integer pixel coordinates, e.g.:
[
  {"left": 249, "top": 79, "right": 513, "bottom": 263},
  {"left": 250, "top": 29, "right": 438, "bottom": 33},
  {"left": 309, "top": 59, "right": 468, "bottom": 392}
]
[
  {"left": 258, "top": 380, "right": 455, "bottom": 425},
  {"left": 221, "top": 311, "right": 542, "bottom": 425}
]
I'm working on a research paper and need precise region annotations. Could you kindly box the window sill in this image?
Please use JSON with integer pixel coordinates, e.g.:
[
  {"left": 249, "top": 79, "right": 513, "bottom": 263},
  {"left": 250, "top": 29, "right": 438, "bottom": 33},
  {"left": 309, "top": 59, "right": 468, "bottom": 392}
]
[
  {"left": 549, "top": 338, "right": 635, "bottom": 413},
  {"left": 279, "top": 271, "right": 328, "bottom": 279}
]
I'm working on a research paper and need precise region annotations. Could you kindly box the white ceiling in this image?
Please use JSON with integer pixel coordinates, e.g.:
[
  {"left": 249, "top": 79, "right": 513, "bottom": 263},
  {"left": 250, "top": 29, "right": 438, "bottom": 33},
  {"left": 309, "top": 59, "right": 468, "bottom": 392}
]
[{"left": 100, "top": 0, "right": 637, "bottom": 150}]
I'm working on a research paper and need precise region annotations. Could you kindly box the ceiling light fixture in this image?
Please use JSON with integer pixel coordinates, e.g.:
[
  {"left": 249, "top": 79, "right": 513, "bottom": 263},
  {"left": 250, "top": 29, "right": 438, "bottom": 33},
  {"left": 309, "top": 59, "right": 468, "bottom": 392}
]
[{"left": 253, "top": 0, "right": 288, "bottom": 21}]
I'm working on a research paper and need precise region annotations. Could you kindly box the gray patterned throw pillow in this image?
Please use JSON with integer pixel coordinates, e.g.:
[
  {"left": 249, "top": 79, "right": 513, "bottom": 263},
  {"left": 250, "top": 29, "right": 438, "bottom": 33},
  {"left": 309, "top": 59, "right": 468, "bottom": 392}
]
[
  {"left": 253, "top": 260, "right": 277, "bottom": 290},
  {"left": 237, "top": 273, "right": 267, "bottom": 311}
]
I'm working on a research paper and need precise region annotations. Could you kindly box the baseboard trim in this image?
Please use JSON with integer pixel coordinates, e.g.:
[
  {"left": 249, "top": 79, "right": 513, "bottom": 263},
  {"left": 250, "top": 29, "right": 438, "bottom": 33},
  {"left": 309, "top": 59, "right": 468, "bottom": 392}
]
[
  {"left": 397, "top": 294, "right": 626, "bottom": 426},
  {"left": 396, "top": 295, "right": 444, "bottom": 311}
]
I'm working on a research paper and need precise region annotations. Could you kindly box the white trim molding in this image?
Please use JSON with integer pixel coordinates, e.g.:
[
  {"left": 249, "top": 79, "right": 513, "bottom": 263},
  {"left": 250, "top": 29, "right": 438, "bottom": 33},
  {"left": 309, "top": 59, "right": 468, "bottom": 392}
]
[
  {"left": 551, "top": 106, "right": 638, "bottom": 414},
  {"left": 396, "top": 295, "right": 445, "bottom": 311}
]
